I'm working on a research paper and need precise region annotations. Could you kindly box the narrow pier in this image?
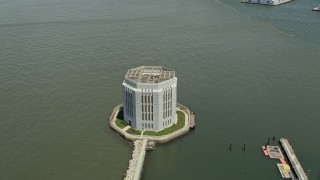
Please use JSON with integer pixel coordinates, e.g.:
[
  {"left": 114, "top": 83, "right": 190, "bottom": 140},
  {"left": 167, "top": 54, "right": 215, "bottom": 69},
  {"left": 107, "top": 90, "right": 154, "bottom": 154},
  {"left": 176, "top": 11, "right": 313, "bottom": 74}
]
[
  {"left": 280, "top": 138, "right": 308, "bottom": 180},
  {"left": 125, "top": 139, "right": 148, "bottom": 180},
  {"left": 110, "top": 103, "right": 194, "bottom": 179}
]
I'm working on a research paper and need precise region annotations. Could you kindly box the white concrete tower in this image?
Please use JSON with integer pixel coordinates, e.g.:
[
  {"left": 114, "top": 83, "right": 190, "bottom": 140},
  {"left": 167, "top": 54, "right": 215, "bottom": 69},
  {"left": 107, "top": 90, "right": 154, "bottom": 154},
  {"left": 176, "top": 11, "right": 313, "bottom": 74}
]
[{"left": 122, "top": 66, "right": 177, "bottom": 132}]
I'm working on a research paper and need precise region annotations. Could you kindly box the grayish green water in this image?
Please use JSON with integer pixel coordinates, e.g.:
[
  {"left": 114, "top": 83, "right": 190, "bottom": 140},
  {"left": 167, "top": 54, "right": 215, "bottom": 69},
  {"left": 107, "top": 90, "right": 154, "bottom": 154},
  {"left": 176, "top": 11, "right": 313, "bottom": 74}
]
[{"left": 1, "top": 0, "right": 319, "bottom": 179}]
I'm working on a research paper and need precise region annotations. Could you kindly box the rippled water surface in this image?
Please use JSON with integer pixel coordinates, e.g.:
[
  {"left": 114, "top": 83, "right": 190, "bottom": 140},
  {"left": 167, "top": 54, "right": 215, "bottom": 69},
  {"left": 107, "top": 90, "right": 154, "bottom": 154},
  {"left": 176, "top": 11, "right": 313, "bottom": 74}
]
[{"left": 0, "top": 0, "right": 319, "bottom": 179}]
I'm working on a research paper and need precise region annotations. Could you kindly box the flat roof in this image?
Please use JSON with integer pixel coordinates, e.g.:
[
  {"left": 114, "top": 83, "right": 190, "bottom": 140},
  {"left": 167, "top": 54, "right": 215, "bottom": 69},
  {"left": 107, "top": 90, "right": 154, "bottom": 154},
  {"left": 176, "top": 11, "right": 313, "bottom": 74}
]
[{"left": 125, "top": 66, "right": 175, "bottom": 83}]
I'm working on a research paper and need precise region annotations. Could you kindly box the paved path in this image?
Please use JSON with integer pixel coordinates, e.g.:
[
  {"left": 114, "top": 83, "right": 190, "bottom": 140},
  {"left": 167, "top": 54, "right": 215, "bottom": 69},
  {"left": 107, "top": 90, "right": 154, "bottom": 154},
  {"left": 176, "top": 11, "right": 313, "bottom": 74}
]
[
  {"left": 123, "top": 126, "right": 130, "bottom": 132},
  {"left": 124, "top": 139, "right": 148, "bottom": 180}
]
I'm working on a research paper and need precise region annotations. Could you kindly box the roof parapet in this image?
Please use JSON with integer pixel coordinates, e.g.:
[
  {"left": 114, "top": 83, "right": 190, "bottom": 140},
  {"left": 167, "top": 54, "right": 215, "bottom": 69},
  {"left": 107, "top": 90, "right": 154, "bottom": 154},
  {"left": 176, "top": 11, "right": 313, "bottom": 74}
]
[{"left": 125, "top": 66, "right": 175, "bottom": 83}]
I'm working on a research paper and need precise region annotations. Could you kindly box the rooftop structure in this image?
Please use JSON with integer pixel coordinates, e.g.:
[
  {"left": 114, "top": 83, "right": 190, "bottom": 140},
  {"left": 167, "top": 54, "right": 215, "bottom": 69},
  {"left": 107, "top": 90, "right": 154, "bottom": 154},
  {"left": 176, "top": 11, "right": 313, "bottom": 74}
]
[{"left": 125, "top": 66, "right": 175, "bottom": 83}]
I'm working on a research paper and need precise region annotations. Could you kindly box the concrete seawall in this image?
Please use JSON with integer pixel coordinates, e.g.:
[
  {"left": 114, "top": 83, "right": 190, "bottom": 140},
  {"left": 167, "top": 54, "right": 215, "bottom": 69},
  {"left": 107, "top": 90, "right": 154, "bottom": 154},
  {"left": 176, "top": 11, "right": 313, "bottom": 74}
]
[
  {"left": 109, "top": 103, "right": 193, "bottom": 143},
  {"left": 109, "top": 103, "right": 195, "bottom": 180}
]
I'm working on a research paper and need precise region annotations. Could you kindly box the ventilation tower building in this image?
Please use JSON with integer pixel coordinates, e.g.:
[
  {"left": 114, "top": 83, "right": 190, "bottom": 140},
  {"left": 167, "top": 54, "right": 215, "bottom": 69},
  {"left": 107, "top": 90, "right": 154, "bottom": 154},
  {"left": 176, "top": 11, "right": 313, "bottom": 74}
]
[{"left": 122, "top": 66, "right": 177, "bottom": 132}]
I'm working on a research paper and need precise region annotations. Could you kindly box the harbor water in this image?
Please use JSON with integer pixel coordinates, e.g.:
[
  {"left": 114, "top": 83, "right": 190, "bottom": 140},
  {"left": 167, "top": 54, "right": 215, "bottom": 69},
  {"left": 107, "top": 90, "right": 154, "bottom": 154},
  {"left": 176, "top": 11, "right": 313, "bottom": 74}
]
[{"left": 0, "top": 0, "right": 319, "bottom": 179}]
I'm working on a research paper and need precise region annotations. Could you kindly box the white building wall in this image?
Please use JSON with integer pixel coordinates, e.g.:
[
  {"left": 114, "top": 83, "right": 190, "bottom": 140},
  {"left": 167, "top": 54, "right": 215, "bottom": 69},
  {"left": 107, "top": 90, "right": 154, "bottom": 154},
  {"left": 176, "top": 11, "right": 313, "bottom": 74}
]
[
  {"left": 122, "top": 77, "right": 177, "bottom": 132},
  {"left": 245, "top": 0, "right": 278, "bottom": 4}
]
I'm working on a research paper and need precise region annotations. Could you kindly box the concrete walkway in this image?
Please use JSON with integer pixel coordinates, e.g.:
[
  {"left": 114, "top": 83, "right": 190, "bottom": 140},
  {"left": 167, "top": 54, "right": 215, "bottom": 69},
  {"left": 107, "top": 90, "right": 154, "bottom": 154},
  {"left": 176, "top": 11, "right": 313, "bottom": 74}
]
[
  {"left": 280, "top": 138, "right": 308, "bottom": 180},
  {"left": 109, "top": 103, "right": 194, "bottom": 180},
  {"left": 109, "top": 104, "right": 191, "bottom": 143},
  {"left": 109, "top": 105, "right": 190, "bottom": 143},
  {"left": 124, "top": 139, "right": 148, "bottom": 180},
  {"left": 123, "top": 126, "right": 130, "bottom": 132}
]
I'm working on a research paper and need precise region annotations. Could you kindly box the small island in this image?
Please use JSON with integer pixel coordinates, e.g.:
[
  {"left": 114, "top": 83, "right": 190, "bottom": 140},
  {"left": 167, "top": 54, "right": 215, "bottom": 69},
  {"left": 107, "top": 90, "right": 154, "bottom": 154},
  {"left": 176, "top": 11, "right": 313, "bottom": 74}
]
[{"left": 109, "top": 66, "right": 195, "bottom": 180}]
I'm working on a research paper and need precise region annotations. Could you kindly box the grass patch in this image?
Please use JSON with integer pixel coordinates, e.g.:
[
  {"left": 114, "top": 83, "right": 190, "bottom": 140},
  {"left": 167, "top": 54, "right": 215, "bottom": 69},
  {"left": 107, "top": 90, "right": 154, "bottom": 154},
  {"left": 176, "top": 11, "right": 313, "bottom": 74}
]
[
  {"left": 116, "top": 108, "right": 124, "bottom": 120},
  {"left": 126, "top": 128, "right": 142, "bottom": 135},
  {"left": 115, "top": 119, "right": 127, "bottom": 129},
  {"left": 115, "top": 108, "right": 127, "bottom": 129},
  {"left": 143, "top": 111, "right": 185, "bottom": 136}
]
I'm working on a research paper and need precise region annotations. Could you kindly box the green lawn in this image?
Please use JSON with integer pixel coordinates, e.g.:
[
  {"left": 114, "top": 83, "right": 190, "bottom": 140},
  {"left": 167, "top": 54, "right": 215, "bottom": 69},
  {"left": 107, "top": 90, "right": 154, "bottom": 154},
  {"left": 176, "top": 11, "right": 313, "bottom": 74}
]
[
  {"left": 143, "top": 111, "right": 185, "bottom": 136},
  {"left": 115, "top": 119, "right": 127, "bottom": 129},
  {"left": 126, "top": 128, "right": 142, "bottom": 135},
  {"left": 117, "top": 109, "right": 186, "bottom": 136}
]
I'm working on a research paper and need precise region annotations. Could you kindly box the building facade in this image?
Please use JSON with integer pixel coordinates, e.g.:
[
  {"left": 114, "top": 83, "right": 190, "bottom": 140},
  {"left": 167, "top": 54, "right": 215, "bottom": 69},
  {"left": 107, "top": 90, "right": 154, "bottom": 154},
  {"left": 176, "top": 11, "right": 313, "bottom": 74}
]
[
  {"left": 122, "top": 66, "right": 177, "bottom": 132},
  {"left": 241, "top": 0, "right": 289, "bottom": 5}
]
